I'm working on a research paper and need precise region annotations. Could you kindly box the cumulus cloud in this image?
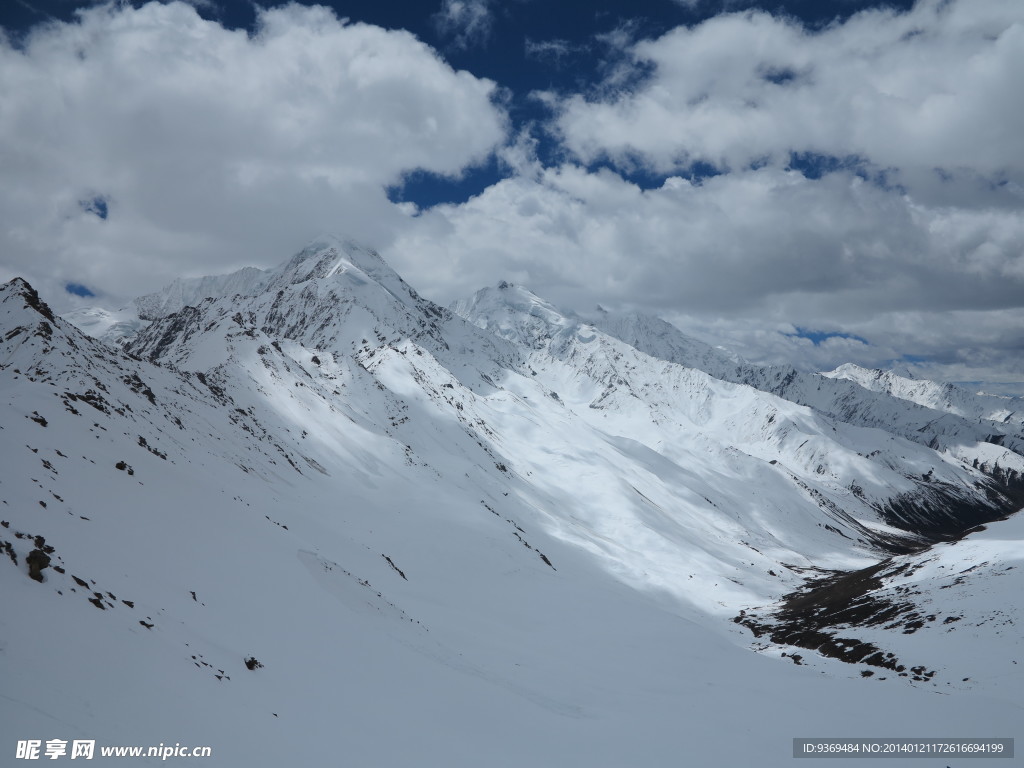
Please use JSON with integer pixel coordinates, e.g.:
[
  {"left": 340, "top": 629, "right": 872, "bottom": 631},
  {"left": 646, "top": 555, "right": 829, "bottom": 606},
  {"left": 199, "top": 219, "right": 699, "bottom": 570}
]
[
  {"left": 550, "top": 0, "right": 1024, "bottom": 200},
  {"left": 398, "top": 162, "right": 1024, "bottom": 310},
  {"left": 0, "top": 1, "right": 506, "bottom": 307}
]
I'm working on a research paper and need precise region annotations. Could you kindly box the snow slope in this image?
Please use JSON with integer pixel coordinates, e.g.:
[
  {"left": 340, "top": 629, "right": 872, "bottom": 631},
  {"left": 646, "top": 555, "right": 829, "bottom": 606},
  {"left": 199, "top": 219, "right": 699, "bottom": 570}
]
[{"left": 2, "top": 240, "right": 1022, "bottom": 767}]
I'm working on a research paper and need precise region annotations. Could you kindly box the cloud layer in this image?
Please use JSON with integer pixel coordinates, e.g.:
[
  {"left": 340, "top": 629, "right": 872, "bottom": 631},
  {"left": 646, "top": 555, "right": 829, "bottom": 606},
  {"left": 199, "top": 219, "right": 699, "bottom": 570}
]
[
  {"left": 0, "top": 1, "right": 506, "bottom": 304},
  {"left": 552, "top": 1, "right": 1024, "bottom": 190},
  {"left": 0, "top": 0, "right": 1021, "bottom": 390},
  {"left": 391, "top": 0, "right": 1024, "bottom": 387}
]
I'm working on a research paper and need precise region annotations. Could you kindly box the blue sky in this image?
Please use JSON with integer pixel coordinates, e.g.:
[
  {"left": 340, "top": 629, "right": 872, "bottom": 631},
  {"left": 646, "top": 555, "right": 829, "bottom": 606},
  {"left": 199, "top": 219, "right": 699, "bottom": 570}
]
[{"left": 0, "top": 0, "right": 1022, "bottom": 392}]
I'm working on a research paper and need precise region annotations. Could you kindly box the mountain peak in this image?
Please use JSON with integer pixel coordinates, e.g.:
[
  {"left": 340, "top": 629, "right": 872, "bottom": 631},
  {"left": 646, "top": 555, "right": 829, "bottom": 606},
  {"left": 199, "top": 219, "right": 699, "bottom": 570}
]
[
  {"left": 1, "top": 276, "right": 58, "bottom": 323},
  {"left": 133, "top": 237, "right": 408, "bottom": 322},
  {"left": 451, "top": 282, "right": 581, "bottom": 349},
  {"left": 272, "top": 236, "right": 398, "bottom": 291}
]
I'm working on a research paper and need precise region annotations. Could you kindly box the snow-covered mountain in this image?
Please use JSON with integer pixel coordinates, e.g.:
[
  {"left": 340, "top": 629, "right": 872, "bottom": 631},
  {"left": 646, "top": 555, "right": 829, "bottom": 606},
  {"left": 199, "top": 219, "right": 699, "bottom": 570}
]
[
  {"left": 454, "top": 282, "right": 1024, "bottom": 536},
  {"left": 826, "top": 362, "right": 1024, "bottom": 426},
  {"left": 61, "top": 305, "right": 147, "bottom": 345},
  {"left": 133, "top": 265, "right": 273, "bottom": 322},
  {"left": 3, "top": 237, "right": 1021, "bottom": 766},
  {"left": 573, "top": 295, "right": 1024, "bottom": 493}
]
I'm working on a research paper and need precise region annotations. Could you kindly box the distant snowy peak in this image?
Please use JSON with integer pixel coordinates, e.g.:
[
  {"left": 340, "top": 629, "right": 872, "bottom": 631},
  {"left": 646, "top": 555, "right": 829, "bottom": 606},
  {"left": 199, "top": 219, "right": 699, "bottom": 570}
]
[
  {"left": 64, "top": 238, "right": 407, "bottom": 344},
  {"left": 268, "top": 236, "right": 413, "bottom": 300},
  {"left": 60, "top": 305, "right": 147, "bottom": 344},
  {"left": 277, "top": 236, "right": 391, "bottom": 280},
  {"left": 450, "top": 282, "right": 583, "bottom": 349},
  {"left": 134, "top": 265, "right": 271, "bottom": 320},
  {"left": 133, "top": 236, "right": 420, "bottom": 323},
  {"left": 124, "top": 239, "right": 521, "bottom": 392},
  {"left": 453, "top": 283, "right": 747, "bottom": 379},
  {"left": 826, "top": 363, "right": 1024, "bottom": 426}
]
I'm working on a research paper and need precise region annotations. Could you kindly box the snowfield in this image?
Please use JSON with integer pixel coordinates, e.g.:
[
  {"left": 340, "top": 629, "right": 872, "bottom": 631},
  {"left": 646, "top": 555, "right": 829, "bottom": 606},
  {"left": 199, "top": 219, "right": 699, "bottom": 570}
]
[{"left": 1, "top": 237, "right": 1021, "bottom": 766}]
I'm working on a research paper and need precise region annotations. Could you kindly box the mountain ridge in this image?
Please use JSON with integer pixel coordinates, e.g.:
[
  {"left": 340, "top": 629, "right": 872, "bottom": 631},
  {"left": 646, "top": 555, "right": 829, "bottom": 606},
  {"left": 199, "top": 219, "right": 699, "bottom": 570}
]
[{"left": 3, "top": 241, "right": 1022, "bottom": 767}]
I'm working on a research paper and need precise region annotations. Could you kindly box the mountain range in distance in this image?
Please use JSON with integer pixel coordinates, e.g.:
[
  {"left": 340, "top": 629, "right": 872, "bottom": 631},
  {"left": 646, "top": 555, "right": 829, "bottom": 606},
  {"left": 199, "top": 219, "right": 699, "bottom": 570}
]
[{"left": 2, "top": 235, "right": 1021, "bottom": 767}]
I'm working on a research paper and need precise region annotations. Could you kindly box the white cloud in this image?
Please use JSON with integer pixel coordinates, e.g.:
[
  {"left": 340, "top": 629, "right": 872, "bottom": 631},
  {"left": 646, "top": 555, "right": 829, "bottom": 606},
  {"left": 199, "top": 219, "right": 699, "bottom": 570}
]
[
  {"left": 433, "top": 0, "right": 494, "bottom": 50},
  {"left": 0, "top": 1, "right": 506, "bottom": 307},
  {"left": 551, "top": 0, "right": 1024, "bottom": 201},
  {"left": 391, "top": 158, "right": 1024, "bottom": 380},
  {"left": 397, "top": 162, "right": 1023, "bottom": 309}
]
